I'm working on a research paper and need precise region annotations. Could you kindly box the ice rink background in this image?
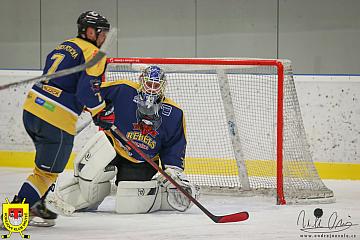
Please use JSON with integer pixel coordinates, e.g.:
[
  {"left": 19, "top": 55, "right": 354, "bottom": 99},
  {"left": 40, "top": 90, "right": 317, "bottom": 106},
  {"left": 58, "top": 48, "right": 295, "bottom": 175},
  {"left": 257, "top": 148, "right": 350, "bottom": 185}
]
[{"left": 0, "top": 168, "right": 359, "bottom": 240}]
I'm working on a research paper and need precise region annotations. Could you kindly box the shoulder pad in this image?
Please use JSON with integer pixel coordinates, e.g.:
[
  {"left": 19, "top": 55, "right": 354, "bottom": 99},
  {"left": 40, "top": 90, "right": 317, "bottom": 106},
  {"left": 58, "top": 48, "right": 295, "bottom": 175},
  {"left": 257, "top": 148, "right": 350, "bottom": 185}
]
[{"left": 67, "top": 38, "right": 106, "bottom": 77}]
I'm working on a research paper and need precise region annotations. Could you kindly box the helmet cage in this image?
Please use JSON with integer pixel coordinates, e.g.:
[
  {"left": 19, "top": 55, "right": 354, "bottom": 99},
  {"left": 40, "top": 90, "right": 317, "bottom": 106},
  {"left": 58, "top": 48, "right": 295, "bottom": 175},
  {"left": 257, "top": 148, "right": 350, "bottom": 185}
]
[
  {"left": 139, "top": 66, "right": 166, "bottom": 100},
  {"left": 136, "top": 66, "right": 166, "bottom": 119}
]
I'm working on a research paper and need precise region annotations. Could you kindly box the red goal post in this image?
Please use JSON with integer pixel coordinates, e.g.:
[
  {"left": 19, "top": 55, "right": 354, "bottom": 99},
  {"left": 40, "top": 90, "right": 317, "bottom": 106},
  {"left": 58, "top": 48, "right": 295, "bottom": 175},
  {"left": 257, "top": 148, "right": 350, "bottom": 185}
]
[{"left": 104, "top": 57, "right": 334, "bottom": 205}]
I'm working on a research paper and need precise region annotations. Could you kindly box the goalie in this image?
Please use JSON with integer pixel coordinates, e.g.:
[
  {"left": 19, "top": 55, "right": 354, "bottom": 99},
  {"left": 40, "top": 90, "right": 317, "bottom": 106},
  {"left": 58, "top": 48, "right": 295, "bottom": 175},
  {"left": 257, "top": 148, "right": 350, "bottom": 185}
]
[{"left": 47, "top": 66, "right": 199, "bottom": 215}]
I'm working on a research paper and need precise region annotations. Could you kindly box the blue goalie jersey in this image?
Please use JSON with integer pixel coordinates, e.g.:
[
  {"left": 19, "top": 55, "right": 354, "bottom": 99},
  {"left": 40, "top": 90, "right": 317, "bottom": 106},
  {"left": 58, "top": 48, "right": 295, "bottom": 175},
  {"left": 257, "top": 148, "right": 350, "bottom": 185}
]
[
  {"left": 100, "top": 80, "right": 187, "bottom": 170},
  {"left": 23, "top": 38, "right": 106, "bottom": 135}
]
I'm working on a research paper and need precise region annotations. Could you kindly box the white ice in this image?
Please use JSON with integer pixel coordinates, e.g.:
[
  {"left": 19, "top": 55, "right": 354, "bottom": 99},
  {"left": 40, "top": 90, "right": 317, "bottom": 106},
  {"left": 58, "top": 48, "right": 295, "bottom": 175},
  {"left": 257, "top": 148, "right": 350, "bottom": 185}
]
[{"left": 0, "top": 167, "right": 359, "bottom": 240}]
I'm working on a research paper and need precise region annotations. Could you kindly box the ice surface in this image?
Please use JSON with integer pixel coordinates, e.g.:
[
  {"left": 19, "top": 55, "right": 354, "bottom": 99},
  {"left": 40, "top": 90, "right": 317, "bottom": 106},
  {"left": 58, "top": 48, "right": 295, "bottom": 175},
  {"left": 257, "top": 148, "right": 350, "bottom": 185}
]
[{"left": 0, "top": 168, "right": 359, "bottom": 240}]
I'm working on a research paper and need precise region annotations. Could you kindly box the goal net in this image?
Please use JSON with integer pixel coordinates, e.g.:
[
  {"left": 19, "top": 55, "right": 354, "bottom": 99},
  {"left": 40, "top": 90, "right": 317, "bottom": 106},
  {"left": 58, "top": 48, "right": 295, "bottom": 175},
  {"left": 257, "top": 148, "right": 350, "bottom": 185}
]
[{"left": 104, "top": 57, "right": 334, "bottom": 204}]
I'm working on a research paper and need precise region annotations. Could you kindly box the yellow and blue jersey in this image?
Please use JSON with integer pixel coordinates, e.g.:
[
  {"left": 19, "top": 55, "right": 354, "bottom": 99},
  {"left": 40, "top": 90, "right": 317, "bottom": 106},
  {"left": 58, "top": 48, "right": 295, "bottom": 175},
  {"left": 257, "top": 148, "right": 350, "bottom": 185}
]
[
  {"left": 23, "top": 38, "right": 106, "bottom": 135},
  {"left": 100, "top": 80, "right": 187, "bottom": 170}
]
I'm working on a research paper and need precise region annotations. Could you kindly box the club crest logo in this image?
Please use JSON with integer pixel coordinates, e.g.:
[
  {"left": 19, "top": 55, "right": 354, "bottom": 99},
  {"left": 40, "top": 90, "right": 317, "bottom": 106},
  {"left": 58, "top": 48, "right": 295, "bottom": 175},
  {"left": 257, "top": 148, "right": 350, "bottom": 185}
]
[
  {"left": 132, "top": 122, "right": 159, "bottom": 137},
  {"left": 2, "top": 198, "right": 30, "bottom": 239}
]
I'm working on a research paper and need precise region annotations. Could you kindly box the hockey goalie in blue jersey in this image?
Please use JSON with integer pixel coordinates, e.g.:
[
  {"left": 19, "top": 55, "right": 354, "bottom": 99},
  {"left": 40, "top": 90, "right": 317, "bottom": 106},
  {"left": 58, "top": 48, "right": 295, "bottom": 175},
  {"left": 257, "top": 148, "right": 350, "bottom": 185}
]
[
  {"left": 46, "top": 66, "right": 200, "bottom": 214},
  {"left": 9, "top": 11, "right": 110, "bottom": 227}
]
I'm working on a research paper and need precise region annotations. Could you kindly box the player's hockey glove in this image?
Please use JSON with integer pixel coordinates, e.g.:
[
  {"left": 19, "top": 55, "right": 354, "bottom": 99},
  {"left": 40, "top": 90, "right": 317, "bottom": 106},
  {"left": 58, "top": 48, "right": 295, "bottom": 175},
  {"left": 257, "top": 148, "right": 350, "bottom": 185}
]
[{"left": 93, "top": 102, "right": 115, "bottom": 130}]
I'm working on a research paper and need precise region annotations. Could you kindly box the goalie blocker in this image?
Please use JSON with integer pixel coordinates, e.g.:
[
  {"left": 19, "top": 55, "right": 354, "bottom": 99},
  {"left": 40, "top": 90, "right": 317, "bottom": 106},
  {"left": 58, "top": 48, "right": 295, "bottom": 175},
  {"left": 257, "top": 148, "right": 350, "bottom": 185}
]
[{"left": 45, "top": 131, "right": 199, "bottom": 215}]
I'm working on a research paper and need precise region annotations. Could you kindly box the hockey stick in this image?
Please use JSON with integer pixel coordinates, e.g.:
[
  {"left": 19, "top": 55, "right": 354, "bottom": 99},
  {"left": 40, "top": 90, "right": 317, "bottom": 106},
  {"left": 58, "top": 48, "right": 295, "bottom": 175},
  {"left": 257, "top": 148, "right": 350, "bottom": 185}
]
[
  {"left": 110, "top": 125, "right": 249, "bottom": 223},
  {"left": 0, "top": 28, "right": 116, "bottom": 91}
]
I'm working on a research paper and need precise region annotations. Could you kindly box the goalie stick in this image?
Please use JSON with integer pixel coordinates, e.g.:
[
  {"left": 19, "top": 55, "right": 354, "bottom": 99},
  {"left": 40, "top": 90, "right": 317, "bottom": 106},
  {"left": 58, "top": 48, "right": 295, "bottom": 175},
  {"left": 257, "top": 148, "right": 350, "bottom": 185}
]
[
  {"left": 0, "top": 29, "right": 116, "bottom": 91},
  {"left": 110, "top": 125, "right": 249, "bottom": 223}
]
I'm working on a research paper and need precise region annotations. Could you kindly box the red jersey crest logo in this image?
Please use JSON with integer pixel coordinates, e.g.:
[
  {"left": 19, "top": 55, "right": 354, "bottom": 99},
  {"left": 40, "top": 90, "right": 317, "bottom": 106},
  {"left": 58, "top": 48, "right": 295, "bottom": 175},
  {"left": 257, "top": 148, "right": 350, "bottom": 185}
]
[{"left": 133, "top": 122, "right": 159, "bottom": 137}]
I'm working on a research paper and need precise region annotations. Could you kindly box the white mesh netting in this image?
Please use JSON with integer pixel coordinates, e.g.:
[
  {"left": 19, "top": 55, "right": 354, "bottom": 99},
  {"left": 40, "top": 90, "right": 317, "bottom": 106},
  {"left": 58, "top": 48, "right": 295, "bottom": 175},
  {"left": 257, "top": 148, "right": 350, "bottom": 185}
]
[{"left": 105, "top": 58, "right": 334, "bottom": 204}]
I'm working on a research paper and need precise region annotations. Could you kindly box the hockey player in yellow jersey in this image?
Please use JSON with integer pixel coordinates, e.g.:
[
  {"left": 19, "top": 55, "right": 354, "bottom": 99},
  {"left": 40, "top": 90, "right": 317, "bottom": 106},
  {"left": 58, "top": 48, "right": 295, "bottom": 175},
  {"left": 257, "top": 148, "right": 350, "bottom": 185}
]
[{"left": 10, "top": 11, "right": 111, "bottom": 227}]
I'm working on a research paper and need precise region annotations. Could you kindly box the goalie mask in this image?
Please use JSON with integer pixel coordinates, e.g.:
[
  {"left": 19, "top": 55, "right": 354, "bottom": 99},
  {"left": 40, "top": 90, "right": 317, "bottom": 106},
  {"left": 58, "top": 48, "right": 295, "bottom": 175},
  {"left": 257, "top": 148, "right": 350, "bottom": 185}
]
[{"left": 136, "top": 66, "right": 166, "bottom": 130}]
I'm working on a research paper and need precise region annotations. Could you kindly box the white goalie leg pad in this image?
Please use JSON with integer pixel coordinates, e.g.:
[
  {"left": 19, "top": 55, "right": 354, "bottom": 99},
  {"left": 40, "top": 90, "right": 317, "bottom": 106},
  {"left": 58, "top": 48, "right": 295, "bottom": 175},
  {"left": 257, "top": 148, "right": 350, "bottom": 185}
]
[
  {"left": 115, "top": 180, "right": 161, "bottom": 214},
  {"left": 78, "top": 165, "right": 117, "bottom": 210},
  {"left": 46, "top": 131, "right": 117, "bottom": 214},
  {"left": 47, "top": 166, "right": 117, "bottom": 214},
  {"left": 74, "top": 130, "right": 116, "bottom": 178},
  {"left": 76, "top": 130, "right": 116, "bottom": 209},
  {"left": 45, "top": 178, "right": 78, "bottom": 216}
]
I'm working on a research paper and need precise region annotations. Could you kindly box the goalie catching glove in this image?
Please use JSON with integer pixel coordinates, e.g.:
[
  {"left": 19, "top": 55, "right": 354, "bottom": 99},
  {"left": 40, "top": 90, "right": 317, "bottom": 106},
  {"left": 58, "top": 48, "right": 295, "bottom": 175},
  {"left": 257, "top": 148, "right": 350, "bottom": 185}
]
[{"left": 155, "top": 166, "right": 200, "bottom": 212}]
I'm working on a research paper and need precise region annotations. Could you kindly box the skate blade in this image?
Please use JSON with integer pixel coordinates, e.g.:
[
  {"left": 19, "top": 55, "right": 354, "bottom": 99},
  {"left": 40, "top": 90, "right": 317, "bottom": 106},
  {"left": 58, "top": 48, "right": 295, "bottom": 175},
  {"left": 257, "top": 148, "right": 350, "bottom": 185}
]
[{"left": 29, "top": 216, "right": 55, "bottom": 227}]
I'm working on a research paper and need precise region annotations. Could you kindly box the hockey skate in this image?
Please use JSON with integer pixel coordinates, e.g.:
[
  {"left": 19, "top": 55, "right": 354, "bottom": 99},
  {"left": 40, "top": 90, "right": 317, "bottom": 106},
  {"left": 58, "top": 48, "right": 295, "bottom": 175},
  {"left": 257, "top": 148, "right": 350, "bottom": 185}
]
[
  {"left": 30, "top": 184, "right": 58, "bottom": 227},
  {"left": 29, "top": 197, "right": 58, "bottom": 227}
]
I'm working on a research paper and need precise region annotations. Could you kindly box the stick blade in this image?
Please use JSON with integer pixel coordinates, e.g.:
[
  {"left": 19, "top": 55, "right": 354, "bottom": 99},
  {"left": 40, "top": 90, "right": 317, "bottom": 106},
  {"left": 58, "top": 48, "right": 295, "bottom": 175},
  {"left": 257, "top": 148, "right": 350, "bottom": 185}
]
[{"left": 215, "top": 211, "right": 249, "bottom": 223}]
